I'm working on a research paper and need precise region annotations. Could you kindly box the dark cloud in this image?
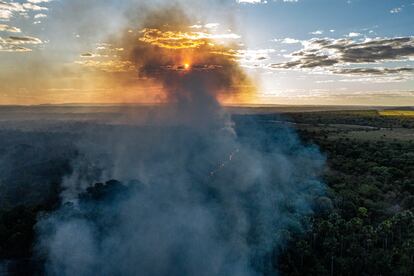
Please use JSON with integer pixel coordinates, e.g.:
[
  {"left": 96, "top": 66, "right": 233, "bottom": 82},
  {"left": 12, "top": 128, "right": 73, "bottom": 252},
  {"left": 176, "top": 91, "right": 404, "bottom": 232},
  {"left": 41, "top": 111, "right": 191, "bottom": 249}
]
[
  {"left": 332, "top": 67, "right": 414, "bottom": 75},
  {"left": 8, "top": 35, "right": 42, "bottom": 44},
  {"left": 271, "top": 37, "right": 414, "bottom": 74},
  {"left": 272, "top": 55, "right": 337, "bottom": 69},
  {"left": 80, "top": 52, "right": 94, "bottom": 57},
  {"left": 0, "top": 35, "right": 42, "bottom": 51}
]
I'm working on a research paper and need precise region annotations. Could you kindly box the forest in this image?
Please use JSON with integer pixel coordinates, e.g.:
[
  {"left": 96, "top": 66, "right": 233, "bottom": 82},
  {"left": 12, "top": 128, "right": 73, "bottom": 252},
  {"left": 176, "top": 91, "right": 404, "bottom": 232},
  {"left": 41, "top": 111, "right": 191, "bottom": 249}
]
[
  {"left": 0, "top": 109, "right": 413, "bottom": 275},
  {"left": 278, "top": 110, "right": 414, "bottom": 276}
]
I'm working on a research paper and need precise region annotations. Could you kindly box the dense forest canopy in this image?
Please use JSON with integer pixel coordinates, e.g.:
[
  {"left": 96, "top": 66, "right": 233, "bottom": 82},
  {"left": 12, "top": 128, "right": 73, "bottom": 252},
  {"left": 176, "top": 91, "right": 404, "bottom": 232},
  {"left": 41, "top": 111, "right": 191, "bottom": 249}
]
[{"left": 0, "top": 109, "right": 413, "bottom": 275}]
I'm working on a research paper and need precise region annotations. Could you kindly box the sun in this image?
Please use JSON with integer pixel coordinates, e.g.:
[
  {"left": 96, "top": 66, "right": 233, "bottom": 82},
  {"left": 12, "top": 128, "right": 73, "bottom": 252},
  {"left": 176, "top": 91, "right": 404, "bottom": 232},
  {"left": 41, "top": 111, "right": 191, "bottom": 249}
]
[{"left": 184, "top": 63, "right": 190, "bottom": 70}]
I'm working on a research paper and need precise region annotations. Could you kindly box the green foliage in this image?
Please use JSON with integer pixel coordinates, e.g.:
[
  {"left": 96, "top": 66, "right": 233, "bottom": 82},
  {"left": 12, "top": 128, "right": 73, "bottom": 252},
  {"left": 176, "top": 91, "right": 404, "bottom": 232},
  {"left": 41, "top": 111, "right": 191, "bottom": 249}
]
[
  {"left": 0, "top": 111, "right": 412, "bottom": 275},
  {"left": 286, "top": 110, "right": 414, "bottom": 129},
  {"left": 279, "top": 113, "right": 414, "bottom": 276}
]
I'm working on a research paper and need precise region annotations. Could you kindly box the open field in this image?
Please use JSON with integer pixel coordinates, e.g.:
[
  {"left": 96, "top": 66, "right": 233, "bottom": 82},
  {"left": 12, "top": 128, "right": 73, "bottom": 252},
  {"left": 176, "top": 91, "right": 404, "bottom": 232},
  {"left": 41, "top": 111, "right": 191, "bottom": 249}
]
[
  {"left": 379, "top": 110, "right": 414, "bottom": 117},
  {"left": 331, "top": 128, "right": 414, "bottom": 141},
  {"left": 246, "top": 108, "right": 414, "bottom": 142}
]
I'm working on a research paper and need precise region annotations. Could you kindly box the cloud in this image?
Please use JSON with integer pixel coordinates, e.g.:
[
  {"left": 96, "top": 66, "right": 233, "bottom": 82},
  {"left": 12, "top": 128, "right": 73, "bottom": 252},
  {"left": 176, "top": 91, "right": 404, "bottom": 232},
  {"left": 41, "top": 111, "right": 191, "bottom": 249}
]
[
  {"left": 0, "top": 1, "right": 23, "bottom": 20},
  {"left": 390, "top": 7, "right": 402, "bottom": 13},
  {"left": 34, "top": 13, "right": 47, "bottom": 19},
  {"left": 0, "top": 23, "right": 20, "bottom": 32},
  {"left": 0, "top": 44, "right": 31, "bottom": 51},
  {"left": 271, "top": 37, "right": 414, "bottom": 70},
  {"left": 190, "top": 23, "right": 219, "bottom": 30},
  {"left": 0, "top": 1, "right": 24, "bottom": 12},
  {"left": 0, "top": 34, "right": 42, "bottom": 51},
  {"left": 0, "top": 1, "right": 52, "bottom": 51},
  {"left": 22, "top": 2, "right": 48, "bottom": 11},
  {"left": 0, "top": 9, "right": 12, "bottom": 20},
  {"left": 138, "top": 28, "right": 240, "bottom": 49},
  {"left": 237, "top": 0, "right": 265, "bottom": 3},
  {"left": 237, "top": 48, "right": 276, "bottom": 64},
  {"left": 236, "top": 0, "right": 298, "bottom": 4},
  {"left": 80, "top": 52, "right": 96, "bottom": 57},
  {"left": 337, "top": 76, "right": 412, "bottom": 83},
  {"left": 204, "top": 22, "right": 219, "bottom": 29},
  {"left": 7, "top": 35, "right": 42, "bottom": 44},
  {"left": 310, "top": 30, "right": 323, "bottom": 35},
  {"left": 74, "top": 59, "right": 134, "bottom": 73},
  {"left": 27, "top": 0, "right": 53, "bottom": 3},
  {"left": 276, "top": 37, "right": 301, "bottom": 44},
  {"left": 332, "top": 67, "right": 414, "bottom": 76},
  {"left": 348, "top": 32, "right": 361, "bottom": 37},
  {"left": 0, "top": 0, "right": 51, "bottom": 21}
]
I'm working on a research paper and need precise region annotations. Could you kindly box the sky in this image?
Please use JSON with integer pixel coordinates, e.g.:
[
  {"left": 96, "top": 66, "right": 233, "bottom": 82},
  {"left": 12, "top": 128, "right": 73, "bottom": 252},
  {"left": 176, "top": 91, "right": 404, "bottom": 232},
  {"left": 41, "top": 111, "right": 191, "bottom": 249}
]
[{"left": 0, "top": 0, "right": 413, "bottom": 106}]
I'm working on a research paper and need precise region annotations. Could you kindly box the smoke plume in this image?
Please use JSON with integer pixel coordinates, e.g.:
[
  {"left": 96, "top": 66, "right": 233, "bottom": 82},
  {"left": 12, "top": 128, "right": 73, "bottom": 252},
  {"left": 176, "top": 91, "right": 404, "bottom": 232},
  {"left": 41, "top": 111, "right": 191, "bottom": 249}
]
[{"left": 36, "top": 6, "right": 326, "bottom": 276}]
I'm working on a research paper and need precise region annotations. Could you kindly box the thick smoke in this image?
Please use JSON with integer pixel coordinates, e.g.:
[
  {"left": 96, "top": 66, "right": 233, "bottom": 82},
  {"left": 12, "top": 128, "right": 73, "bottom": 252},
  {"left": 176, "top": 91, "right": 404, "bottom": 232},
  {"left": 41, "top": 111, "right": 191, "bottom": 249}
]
[{"left": 36, "top": 6, "right": 326, "bottom": 276}]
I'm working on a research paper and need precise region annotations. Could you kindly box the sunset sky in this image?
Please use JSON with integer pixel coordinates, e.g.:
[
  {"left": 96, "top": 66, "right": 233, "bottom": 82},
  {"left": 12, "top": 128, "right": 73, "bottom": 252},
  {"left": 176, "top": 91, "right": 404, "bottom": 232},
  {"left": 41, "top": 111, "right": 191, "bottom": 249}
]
[{"left": 0, "top": 0, "right": 413, "bottom": 106}]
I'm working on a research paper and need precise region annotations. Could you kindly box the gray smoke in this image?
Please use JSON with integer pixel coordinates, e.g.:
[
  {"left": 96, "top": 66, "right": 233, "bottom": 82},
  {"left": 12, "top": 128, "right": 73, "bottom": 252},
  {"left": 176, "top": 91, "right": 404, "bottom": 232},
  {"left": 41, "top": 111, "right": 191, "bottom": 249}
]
[
  {"left": 35, "top": 5, "right": 326, "bottom": 276},
  {"left": 35, "top": 108, "right": 325, "bottom": 276}
]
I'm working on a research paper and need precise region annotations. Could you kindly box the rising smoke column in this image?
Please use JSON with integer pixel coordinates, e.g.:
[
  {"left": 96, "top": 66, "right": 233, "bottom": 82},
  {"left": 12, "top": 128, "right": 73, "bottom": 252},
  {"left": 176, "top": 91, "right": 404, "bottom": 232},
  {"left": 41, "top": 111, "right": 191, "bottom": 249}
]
[
  {"left": 36, "top": 7, "right": 326, "bottom": 276},
  {"left": 117, "top": 7, "right": 254, "bottom": 125}
]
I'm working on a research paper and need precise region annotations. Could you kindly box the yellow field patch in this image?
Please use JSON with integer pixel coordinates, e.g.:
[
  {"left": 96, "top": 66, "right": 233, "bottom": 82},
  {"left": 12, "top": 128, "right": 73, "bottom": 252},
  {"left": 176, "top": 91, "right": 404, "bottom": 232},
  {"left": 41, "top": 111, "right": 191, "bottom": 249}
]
[{"left": 379, "top": 110, "right": 414, "bottom": 117}]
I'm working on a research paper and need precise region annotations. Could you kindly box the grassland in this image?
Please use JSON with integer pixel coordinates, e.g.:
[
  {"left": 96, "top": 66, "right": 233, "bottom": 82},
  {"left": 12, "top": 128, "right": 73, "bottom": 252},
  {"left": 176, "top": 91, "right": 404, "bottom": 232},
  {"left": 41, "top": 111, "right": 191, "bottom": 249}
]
[
  {"left": 379, "top": 110, "right": 414, "bottom": 117},
  {"left": 280, "top": 109, "right": 414, "bottom": 142}
]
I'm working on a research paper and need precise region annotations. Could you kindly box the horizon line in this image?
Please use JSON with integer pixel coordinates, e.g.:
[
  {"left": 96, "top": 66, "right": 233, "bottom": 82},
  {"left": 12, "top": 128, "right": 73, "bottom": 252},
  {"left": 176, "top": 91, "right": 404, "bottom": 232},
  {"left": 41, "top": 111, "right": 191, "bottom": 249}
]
[{"left": 0, "top": 103, "right": 412, "bottom": 108}]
